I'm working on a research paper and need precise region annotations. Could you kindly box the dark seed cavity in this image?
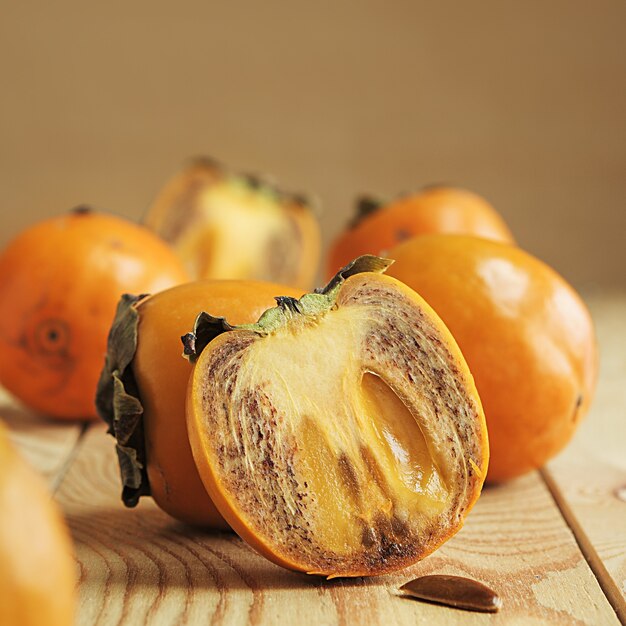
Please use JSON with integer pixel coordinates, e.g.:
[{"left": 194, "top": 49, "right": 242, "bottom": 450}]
[{"left": 400, "top": 574, "right": 502, "bottom": 613}]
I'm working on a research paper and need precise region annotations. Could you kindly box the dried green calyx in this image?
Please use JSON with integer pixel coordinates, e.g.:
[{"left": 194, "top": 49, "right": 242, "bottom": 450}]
[
  {"left": 95, "top": 293, "right": 150, "bottom": 507},
  {"left": 181, "top": 255, "right": 393, "bottom": 362}
]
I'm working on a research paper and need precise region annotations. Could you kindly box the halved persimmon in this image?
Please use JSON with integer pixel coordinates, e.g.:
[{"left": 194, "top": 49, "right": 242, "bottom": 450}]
[
  {"left": 0, "top": 421, "right": 76, "bottom": 626},
  {"left": 0, "top": 207, "right": 189, "bottom": 420},
  {"left": 143, "top": 158, "right": 321, "bottom": 290},
  {"left": 386, "top": 235, "right": 598, "bottom": 482},
  {"left": 96, "top": 279, "right": 301, "bottom": 528},
  {"left": 185, "top": 257, "right": 488, "bottom": 577},
  {"left": 327, "top": 187, "right": 514, "bottom": 278}
]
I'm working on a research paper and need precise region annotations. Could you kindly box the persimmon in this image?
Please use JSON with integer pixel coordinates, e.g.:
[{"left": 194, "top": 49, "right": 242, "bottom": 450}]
[
  {"left": 96, "top": 279, "right": 302, "bottom": 528},
  {"left": 143, "top": 158, "right": 321, "bottom": 290},
  {"left": 185, "top": 257, "right": 488, "bottom": 577},
  {"left": 0, "top": 421, "right": 76, "bottom": 626},
  {"left": 327, "top": 187, "right": 514, "bottom": 278},
  {"left": 0, "top": 207, "right": 189, "bottom": 420},
  {"left": 386, "top": 235, "right": 598, "bottom": 482}
]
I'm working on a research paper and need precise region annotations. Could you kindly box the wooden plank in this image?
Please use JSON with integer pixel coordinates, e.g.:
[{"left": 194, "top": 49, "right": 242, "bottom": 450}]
[
  {"left": 0, "top": 385, "right": 85, "bottom": 490},
  {"left": 57, "top": 423, "right": 619, "bottom": 625},
  {"left": 543, "top": 292, "right": 626, "bottom": 622}
]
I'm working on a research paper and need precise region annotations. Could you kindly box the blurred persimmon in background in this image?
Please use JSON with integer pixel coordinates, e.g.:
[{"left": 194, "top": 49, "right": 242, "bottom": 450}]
[
  {"left": 0, "top": 208, "right": 190, "bottom": 420},
  {"left": 327, "top": 187, "right": 514, "bottom": 278},
  {"left": 0, "top": 421, "right": 76, "bottom": 626},
  {"left": 386, "top": 234, "right": 598, "bottom": 482},
  {"left": 144, "top": 158, "right": 321, "bottom": 290}
]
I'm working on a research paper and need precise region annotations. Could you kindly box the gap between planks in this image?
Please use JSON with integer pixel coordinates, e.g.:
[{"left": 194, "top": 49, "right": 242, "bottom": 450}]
[{"left": 540, "top": 467, "right": 626, "bottom": 625}]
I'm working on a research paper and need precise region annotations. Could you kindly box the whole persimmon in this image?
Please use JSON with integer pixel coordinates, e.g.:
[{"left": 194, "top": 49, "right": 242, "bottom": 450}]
[
  {"left": 185, "top": 257, "right": 488, "bottom": 577},
  {"left": 0, "top": 421, "right": 76, "bottom": 626},
  {"left": 386, "top": 235, "right": 597, "bottom": 482},
  {"left": 144, "top": 158, "right": 321, "bottom": 290},
  {"left": 327, "top": 187, "right": 514, "bottom": 278},
  {"left": 96, "top": 279, "right": 302, "bottom": 528},
  {"left": 0, "top": 207, "right": 189, "bottom": 420}
]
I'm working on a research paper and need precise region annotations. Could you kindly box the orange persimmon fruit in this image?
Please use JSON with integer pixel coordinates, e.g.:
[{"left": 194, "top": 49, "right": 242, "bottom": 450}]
[
  {"left": 327, "top": 187, "right": 514, "bottom": 278},
  {"left": 0, "top": 207, "right": 189, "bottom": 420},
  {"left": 386, "top": 235, "right": 598, "bottom": 482},
  {"left": 143, "top": 158, "right": 321, "bottom": 290},
  {"left": 0, "top": 421, "right": 76, "bottom": 626},
  {"left": 96, "top": 279, "right": 302, "bottom": 528},
  {"left": 185, "top": 257, "right": 488, "bottom": 577}
]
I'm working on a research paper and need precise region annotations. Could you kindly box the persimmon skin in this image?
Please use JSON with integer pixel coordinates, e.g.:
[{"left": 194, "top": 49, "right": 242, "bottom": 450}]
[
  {"left": 0, "top": 209, "right": 189, "bottom": 420},
  {"left": 387, "top": 235, "right": 598, "bottom": 482},
  {"left": 0, "top": 421, "right": 76, "bottom": 626},
  {"left": 133, "top": 280, "right": 302, "bottom": 528},
  {"left": 327, "top": 187, "right": 514, "bottom": 278}
]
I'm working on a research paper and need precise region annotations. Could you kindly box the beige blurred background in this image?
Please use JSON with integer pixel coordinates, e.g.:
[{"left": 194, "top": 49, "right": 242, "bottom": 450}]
[{"left": 1, "top": 1, "right": 625, "bottom": 290}]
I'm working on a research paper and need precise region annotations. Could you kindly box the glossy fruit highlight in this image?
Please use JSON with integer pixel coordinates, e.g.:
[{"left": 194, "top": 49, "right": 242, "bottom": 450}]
[
  {"left": 387, "top": 235, "right": 597, "bottom": 482},
  {"left": 144, "top": 158, "right": 321, "bottom": 289},
  {"left": 96, "top": 279, "right": 302, "bottom": 528},
  {"left": 0, "top": 421, "right": 76, "bottom": 626},
  {"left": 185, "top": 257, "right": 488, "bottom": 577},
  {"left": 327, "top": 187, "right": 514, "bottom": 278}
]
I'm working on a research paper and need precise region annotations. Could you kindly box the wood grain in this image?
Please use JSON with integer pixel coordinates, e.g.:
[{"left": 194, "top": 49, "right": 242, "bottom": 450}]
[
  {"left": 543, "top": 292, "right": 626, "bottom": 622},
  {"left": 56, "top": 423, "right": 619, "bottom": 625},
  {"left": 0, "top": 386, "right": 84, "bottom": 490},
  {"left": 3, "top": 294, "right": 623, "bottom": 624}
]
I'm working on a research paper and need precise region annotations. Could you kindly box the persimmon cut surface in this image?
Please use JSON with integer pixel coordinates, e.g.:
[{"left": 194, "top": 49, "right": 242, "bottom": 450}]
[
  {"left": 96, "top": 279, "right": 301, "bottom": 529},
  {"left": 144, "top": 158, "right": 321, "bottom": 289},
  {"left": 0, "top": 421, "right": 76, "bottom": 626},
  {"left": 186, "top": 257, "right": 488, "bottom": 577}
]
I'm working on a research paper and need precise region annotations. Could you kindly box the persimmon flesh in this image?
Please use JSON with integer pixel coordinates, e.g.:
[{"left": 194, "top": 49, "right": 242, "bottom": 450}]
[{"left": 186, "top": 257, "right": 488, "bottom": 577}]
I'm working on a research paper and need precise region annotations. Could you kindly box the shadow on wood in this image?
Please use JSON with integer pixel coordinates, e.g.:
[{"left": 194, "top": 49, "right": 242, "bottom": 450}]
[{"left": 65, "top": 507, "right": 387, "bottom": 592}]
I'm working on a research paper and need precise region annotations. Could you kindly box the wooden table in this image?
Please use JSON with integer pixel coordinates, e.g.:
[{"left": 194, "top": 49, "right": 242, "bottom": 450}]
[{"left": 3, "top": 293, "right": 625, "bottom": 625}]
